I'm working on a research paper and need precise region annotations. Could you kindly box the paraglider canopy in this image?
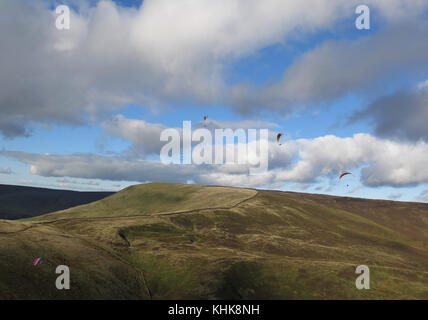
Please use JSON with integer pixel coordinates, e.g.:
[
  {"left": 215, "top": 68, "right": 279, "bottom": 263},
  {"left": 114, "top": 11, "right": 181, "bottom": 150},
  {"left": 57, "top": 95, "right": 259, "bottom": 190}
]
[
  {"left": 339, "top": 172, "right": 353, "bottom": 179},
  {"left": 33, "top": 258, "right": 43, "bottom": 266},
  {"left": 277, "top": 133, "right": 283, "bottom": 145}
]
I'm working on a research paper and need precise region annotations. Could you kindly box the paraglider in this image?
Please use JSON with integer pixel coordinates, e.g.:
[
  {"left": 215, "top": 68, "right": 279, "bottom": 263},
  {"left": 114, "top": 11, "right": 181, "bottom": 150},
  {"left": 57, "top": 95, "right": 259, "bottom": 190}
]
[
  {"left": 33, "top": 258, "right": 43, "bottom": 266},
  {"left": 202, "top": 115, "right": 208, "bottom": 127},
  {"left": 277, "top": 133, "right": 283, "bottom": 145},
  {"left": 339, "top": 172, "right": 354, "bottom": 189},
  {"left": 339, "top": 172, "right": 353, "bottom": 179}
]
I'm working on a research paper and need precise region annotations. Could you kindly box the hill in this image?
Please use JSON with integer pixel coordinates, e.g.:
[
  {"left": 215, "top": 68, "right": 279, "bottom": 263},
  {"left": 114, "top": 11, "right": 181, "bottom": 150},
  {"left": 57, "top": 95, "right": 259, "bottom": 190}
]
[
  {"left": 32, "top": 183, "right": 256, "bottom": 221},
  {"left": 0, "top": 184, "right": 113, "bottom": 220},
  {"left": 0, "top": 183, "right": 427, "bottom": 299}
]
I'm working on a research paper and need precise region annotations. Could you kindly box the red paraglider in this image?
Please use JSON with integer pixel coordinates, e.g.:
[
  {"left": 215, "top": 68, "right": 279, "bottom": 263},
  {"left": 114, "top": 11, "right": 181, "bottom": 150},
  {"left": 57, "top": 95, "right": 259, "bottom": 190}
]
[{"left": 339, "top": 172, "right": 353, "bottom": 179}]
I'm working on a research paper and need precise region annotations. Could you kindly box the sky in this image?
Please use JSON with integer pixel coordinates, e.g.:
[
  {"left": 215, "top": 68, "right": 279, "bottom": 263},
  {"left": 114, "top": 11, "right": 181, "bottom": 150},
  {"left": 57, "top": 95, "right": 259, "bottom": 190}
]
[{"left": 1, "top": 0, "right": 428, "bottom": 202}]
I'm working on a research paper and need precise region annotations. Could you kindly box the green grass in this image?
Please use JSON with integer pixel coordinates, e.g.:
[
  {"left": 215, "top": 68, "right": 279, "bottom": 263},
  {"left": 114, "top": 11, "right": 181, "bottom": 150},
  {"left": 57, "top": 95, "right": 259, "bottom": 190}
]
[
  {"left": 0, "top": 220, "right": 150, "bottom": 299},
  {"left": 126, "top": 254, "right": 209, "bottom": 299}
]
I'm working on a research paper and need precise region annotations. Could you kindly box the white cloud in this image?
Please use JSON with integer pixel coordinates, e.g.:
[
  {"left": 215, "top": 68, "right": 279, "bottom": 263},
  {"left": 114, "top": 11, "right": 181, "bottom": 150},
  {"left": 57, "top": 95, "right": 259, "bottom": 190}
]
[
  {"left": 2, "top": 0, "right": 427, "bottom": 136},
  {"left": 276, "top": 134, "right": 428, "bottom": 187},
  {"left": 56, "top": 177, "right": 100, "bottom": 186},
  {"left": 2, "top": 132, "right": 428, "bottom": 188},
  {"left": 417, "top": 80, "right": 428, "bottom": 90},
  {"left": 102, "top": 115, "right": 281, "bottom": 157},
  {"left": 102, "top": 115, "right": 168, "bottom": 156}
]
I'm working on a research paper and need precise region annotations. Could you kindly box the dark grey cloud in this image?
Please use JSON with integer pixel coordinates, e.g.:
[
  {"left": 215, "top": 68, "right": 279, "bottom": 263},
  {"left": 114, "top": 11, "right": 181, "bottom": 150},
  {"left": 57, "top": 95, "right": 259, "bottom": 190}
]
[
  {"left": 0, "top": 120, "right": 31, "bottom": 139},
  {"left": 349, "top": 84, "right": 428, "bottom": 142},
  {"left": 0, "top": 167, "right": 13, "bottom": 174},
  {"left": 388, "top": 193, "right": 402, "bottom": 200},
  {"left": 232, "top": 21, "right": 428, "bottom": 113}
]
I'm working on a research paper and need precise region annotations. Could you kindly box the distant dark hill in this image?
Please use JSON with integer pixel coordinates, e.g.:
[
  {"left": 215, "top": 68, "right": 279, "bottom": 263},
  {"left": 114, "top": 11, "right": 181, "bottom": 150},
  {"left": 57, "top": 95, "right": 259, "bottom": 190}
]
[{"left": 0, "top": 184, "right": 114, "bottom": 220}]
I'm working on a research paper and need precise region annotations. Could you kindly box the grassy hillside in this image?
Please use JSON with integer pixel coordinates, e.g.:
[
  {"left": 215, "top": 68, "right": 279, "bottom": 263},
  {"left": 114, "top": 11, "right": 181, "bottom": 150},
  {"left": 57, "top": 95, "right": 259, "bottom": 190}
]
[
  {"left": 0, "top": 184, "right": 113, "bottom": 220},
  {"left": 1, "top": 183, "right": 427, "bottom": 299},
  {"left": 0, "top": 220, "right": 150, "bottom": 299},
  {"left": 33, "top": 182, "right": 256, "bottom": 221}
]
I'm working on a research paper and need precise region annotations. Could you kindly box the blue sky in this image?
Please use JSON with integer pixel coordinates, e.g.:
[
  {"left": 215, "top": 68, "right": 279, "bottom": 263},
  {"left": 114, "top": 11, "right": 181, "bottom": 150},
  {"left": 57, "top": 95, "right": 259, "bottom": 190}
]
[{"left": 1, "top": 0, "right": 428, "bottom": 202}]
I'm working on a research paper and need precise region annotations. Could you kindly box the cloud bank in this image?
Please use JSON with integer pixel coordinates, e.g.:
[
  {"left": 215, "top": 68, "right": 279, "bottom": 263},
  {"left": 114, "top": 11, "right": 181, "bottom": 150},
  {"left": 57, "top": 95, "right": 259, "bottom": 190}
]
[
  {"left": 3, "top": 132, "right": 428, "bottom": 188},
  {"left": 2, "top": 0, "right": 428, "bottom": 137}
]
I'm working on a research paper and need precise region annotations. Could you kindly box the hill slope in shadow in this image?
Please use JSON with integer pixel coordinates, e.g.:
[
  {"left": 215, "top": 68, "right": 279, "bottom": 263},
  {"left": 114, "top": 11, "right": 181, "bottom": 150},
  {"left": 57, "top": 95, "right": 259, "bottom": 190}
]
[{"left": 0, "top": 184, "right": 114, "bottom": 220}]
